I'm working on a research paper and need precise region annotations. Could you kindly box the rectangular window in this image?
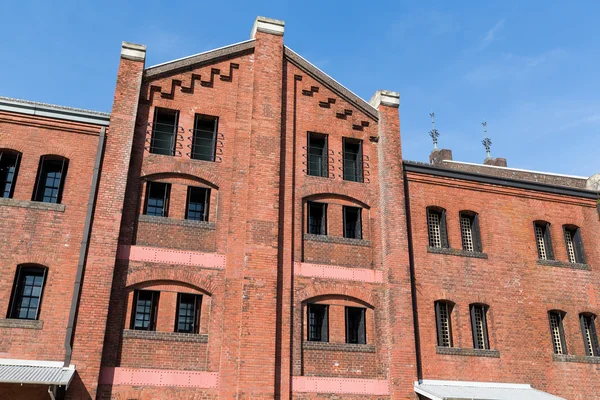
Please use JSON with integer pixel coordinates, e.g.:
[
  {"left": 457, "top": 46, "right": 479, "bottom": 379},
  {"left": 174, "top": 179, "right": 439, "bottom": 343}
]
[
  {"left": 144, "top": 182, "right": 171, "bottom": 217},
  {"left": 191, "top": 114, "right": 218, "bottom": 161},
  {"left": 307, "top": 202, "right": 327, "bottom": 235},
  {"left": 534, "top": 222, "right": 554, "bottom": 260},
  {"left": 0, "top": 150, "right": 21, "bottom": 199},
  {"left": 8, "top": 266, "right": 47, "bottom": 320},
  {"left": 580, "top": 314, "right": 599, "bottom": 357},
  {"left": 470, "top": 304, "right": 489, "bottom": 350},
  {"left": 307, "top": 304, "right": 328, "bottom": 342},
  {"left": 186, "top": 187, "right": 210, "bottom": 221},
  {"left": 427, "top": 208, "right": 448, "bottom": 248},
  {"left": 548, "top": 312, "right": 567, "bottom": 355},
  {"left": 150, "top": 108, "right": 179, "bottom": 156},
  {"left": 564, "top": 226, "right": 585, "bottom": 264},
  {"left": 342, "top": 138, "right": 363, "bottom": 182},
  {"left": 345, "top": 306, "right": 366, "bottom": 344},
  {"left": 435, "top": 301, "right": 453, "bottom": 347},
  {"left": 307, "top": 133, "right": 328, "bottom": 177},
  {"left": 33, "top": 156, "right": 69, "bottom": 204},
  {"left": 131, "top": 290, "right": 159, "bottom": 331},
  {"left": 343, "top": 206, "right": 362, "bottom": 239},
  {"left": 460, "top": 212, "right": 482, "bottom": 252},
  {"left": 175, "top": 293, "right": 201, "bottom": 334}
]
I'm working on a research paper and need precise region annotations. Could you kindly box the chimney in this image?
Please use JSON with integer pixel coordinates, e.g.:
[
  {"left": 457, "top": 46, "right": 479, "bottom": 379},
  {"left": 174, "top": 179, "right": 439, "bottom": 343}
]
[{"left": 429, "top": 148, "right": 453, "bottom": 165}]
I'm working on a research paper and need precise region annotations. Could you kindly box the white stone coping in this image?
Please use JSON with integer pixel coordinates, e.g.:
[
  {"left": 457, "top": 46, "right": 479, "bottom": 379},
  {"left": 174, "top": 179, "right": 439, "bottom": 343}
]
[
  {"left": 251, "top": 16, "right": 285, "bottom": 38},
  {"left": 369, "top": 90, "right": 400, "bottom": 108}
]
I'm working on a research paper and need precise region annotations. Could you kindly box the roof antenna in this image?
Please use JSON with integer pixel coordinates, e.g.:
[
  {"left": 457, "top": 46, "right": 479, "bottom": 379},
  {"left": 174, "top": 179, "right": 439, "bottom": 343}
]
[
  {"left": 481, "top": 121, "right": 492, "bottom": 159},
  {"left": 429, "top": 112, "right": 440, "bottom": 150}
]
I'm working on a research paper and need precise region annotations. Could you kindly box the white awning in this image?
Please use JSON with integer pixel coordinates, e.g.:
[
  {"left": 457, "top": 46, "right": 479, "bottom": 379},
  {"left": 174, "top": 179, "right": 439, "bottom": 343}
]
[
  {"left": 415, "top": 380, "right": 565, "bottom": 400},
  {"left": 0, "top": 359, "right": 76, "bottom": 387}
]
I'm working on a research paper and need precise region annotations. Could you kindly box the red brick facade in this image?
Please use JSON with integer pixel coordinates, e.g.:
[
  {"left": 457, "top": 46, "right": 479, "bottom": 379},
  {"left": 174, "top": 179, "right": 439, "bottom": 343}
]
[{"left": 0, "top": 15, "right": 598, "bottom": 400}]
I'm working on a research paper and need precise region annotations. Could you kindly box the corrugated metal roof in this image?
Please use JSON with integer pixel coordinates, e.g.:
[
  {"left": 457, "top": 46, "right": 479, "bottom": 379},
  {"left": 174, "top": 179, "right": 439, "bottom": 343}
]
[
  {"left": 0, "top": 359, "right": 76, "bottom": 387},
  {"left": 415, "top": 380, "right": 565, "bottom": 400}
]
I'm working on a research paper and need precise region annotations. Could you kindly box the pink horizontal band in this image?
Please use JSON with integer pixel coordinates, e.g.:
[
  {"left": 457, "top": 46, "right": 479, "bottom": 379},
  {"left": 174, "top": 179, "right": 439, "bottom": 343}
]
[
  {"left": 117, "top": 245, "right": 225, "bottom": 269},
  {"left": 292, "top": 376, "right": 389, "bottom": 395},
  {"left": 99, "top": 367, "right": 219, "bottom": 388},
  {"left": 295, "top": 262, "right": 383, "bottom": 283}
]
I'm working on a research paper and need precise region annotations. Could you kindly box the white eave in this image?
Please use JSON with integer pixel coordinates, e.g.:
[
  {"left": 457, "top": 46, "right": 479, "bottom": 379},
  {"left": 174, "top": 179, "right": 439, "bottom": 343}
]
[
  {"left": 442, "top": 160, "right": 588, "bottom": 180},
  {"left": 414, "top": 380, "right": 565, "bottom": 400},
  {"left": 0, "top": 359, "right": 76, "bottom": 388},
  {"left": 0, "top": 96, "right": 110, "bottom": 127}
]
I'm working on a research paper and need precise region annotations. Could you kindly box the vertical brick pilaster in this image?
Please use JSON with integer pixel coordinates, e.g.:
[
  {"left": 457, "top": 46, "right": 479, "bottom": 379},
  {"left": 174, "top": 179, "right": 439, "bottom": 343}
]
[
  {"left": 68, "top": 42, "right": 146, "bottom": 399},
  {"left": 370, "top": 91, "right": 417, "bottom": 398}
]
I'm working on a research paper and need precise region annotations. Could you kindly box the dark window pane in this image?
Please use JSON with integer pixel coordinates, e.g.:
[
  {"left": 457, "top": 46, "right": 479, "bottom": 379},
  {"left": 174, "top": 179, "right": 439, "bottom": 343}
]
[
  {"left": 150, "top": 108, "right": 178, "bottom": 156},
  {"left": 144, "top": 182, "right": 170, "bottom": 217},
  {"left": 0, "top": 150, "right": 21, "bottom": 198},
  {"left": 435, "top": 301, "right": 452, "bottom": 347},
  {"left": 549, "top": 312, "right": 567, "bottom": 355},
  {"left": 307, "top": 133, "right": 328, "bottom": 177},
  {"left": 33, "top": 157, "right": 68, "bottom": 204},
  {"left": 176, "top": 293, "right": 201, "bottom": 333},
  {"left": 343, "top": 206, "right": 362, "bottom": 239},
  {"left": 308, "top": 304, "right": 328, "bottom": 342},
  {"left": 346, "top": 307, "right": 366, "bottom": 344},
  {"left": 131, "top": 290, "right": 159, "bottom": 331},
  {"left": 343, "top": 139, "right": 363, "bottom": 182},
  {"left": 191, "top": 114, "right": 218, "bottom": 161},
  {"left": 186, "top": 187, "right": 210, "bottom": 221},
  {"left": 308, "top": 202, "right": 327, "bottom": 235},
  {"left": 470, "top": 304, "right": 489, "bottom": 349},
  {"left": 9, "top": 267, "right": 46, "bottom": 320}
]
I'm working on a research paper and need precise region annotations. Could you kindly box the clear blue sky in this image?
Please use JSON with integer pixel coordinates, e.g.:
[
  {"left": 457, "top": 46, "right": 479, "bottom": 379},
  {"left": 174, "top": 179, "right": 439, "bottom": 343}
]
[{"left": 1, "top": 1, "right": 598, "bottom": 176}]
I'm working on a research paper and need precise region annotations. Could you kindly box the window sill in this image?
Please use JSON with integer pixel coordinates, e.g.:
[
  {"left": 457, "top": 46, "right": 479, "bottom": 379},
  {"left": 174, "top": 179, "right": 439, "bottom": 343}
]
[
  {"left": 0, "top": 318, "right": 43, "bottom": 330},
  {"left": 0, "top": 197, "right": 65, "bottom": 212},
  {"left": 138, "top": 215, "right": 216, "bottom": 230},
  {"left": 122, "top": 329, "right": 208, "bottom": 343},
  {"left": 536, "top": 259, "right": 591, "bottom": 271},
  {"left": 436, "top": 346, "right": 499, "bottom": 358},
  {"left": 553, "top": 354, "right": 600, "bottom": 364},
  {"left": 304, "top": 234, "right": 371, "bottom": 247},
  {"left": 303, "top": 341, "right": 376, "bottom": 353},
  {"left": 427, "top": 247, "right": 488, "bottom": 259}
]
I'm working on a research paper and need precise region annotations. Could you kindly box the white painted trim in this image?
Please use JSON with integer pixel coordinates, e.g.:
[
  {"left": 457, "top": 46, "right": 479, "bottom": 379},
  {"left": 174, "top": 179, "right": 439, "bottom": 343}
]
[
  {"left": 414, "top": 384, "right": 444, "bottom": 400},
  {"left": 0, "top": 358, "right": 65, "bottom": 368},
  {"left": 0, "top": 96, "right": 110, "bottom": 126},
  {"left": 145, "top": 39, "right": 255, "bottom": 70},
  {"left": 250, "top": 16, "right": 285, "bottom": 38},
  {"left": 121, "top": 42, "right": 146, "bottom": 61},
  {"left": 418, "top": 379, "right": 533, "bottom": 389},
  {"left": 369, "top": 90, "right": 400, "bottom": 108},
  {"left": 442, "top": 160, "right": 588, "bottom": 180},
  {"left": 284, "top": 46, "right": 377, "bottom": 113}
]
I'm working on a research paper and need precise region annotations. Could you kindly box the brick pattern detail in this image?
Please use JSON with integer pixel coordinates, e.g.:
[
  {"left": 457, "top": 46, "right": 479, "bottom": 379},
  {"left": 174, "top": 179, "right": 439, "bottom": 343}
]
[
  {"left": 303, "top": 235, "right": 372, "bottom": 268},
  {"left": 0, "top": 197, "right": 65, "bottom": 212},
  {"left": 122, "top": 329, "right": 208, "bottom": 343},
  {"left": 135, "top": 216, "right": 217, "bottom": 252},
  {"left": 0, "top": 319, "right": 43, "bottom": 330},
  {"left": 427, "top": 246, "right": 488, "bottom": 259},
  {"left": 436, "top": 347, "right": 500, "bottom": 358},
  {"left": 120, "top": 336, "right": 209, "bottom": 371}
]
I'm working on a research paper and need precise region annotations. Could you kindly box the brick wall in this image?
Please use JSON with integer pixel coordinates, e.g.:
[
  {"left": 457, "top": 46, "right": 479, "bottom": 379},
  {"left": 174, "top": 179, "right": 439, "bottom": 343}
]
[{"left": 407, "top": 171, "right": 600, "bottom": 400}]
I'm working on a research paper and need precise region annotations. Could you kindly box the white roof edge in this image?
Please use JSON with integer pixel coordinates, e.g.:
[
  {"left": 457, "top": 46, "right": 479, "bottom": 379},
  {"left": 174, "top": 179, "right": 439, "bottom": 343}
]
[
  {"left": 146, "top": 39, "right": 256, "bottom": 70},
  {"left": 442, "top": 160, "right": 588, "bottom": 180},
  {"left": 416, "top": 380, "right": 533, "bottom": 389},
  {"left": 284, "top": 46, "right": 377, "bottom": 113},
  {"left": 0, "top": 96, "right": 110, "bottom": 127},
  {"left": 0, "top": 359, "right": 68, "bottom": 368},
  {"left": 414, "top": 385, "right": 444, "bottom": 400}
]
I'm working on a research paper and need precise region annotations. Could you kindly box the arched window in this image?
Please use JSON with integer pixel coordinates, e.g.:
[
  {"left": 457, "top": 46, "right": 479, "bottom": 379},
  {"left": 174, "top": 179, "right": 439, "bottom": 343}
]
[
  {"left": 548, "top": 310, "right": 567, "bottom": 355},
  {"left": 434, "top": 300, "right": 454, "bottom": 347},
  {"left": 0, "top": 149, "right": 22, "bottom": 199},
  {"left": 580, "top": 313, "right": 599, "bottom": 357},
  {"left": 32, "top": 155, "right": 69, "bottom": 204},
  {"left": 533, "top": 221, "right": 553, "bottom": 260},
  {"left": 563, "top": 225, "right": 585, "bottom": 264},
  {"left": 426, "top": 206, "right": 448, "bottom": 248},
  {"left": 7, "top": 265, "right": 48, "bottom": 320},
  {"left": 469, "top": 303, "right": 490, "bottom": 350},
  {"left": 459, "top": 211, "right": 482, "bottom": 252}
]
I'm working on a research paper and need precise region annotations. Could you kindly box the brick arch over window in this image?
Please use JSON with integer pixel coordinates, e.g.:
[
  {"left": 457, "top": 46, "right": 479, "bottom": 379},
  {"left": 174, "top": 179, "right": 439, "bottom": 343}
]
[
  {"left": 296, "top": 283, "right": 377, "bottom": 309},
  {"left": 142, "top": 171, "right": 218, "bottom": 190},
  {"left": 141, "top": 160, "right": 222, "bottom": 189},
  {"left": 298, "top": 183, "right": 373, "bottom": 209},
  {"left": 126, "top": 269, "right": 217, "bottom": 296}
]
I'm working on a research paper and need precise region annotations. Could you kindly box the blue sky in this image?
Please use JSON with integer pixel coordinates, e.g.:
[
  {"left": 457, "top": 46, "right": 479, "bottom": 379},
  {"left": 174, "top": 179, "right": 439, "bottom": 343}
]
[{"left": 1, "top": 1, "right": 598, "bottom": 176}]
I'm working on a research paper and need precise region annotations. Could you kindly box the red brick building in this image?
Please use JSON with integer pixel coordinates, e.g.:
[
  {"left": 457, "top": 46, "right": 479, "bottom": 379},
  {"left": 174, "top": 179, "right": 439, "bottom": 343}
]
[{"left": 0, "top": 16, "right": 598, "bottom": 400}]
